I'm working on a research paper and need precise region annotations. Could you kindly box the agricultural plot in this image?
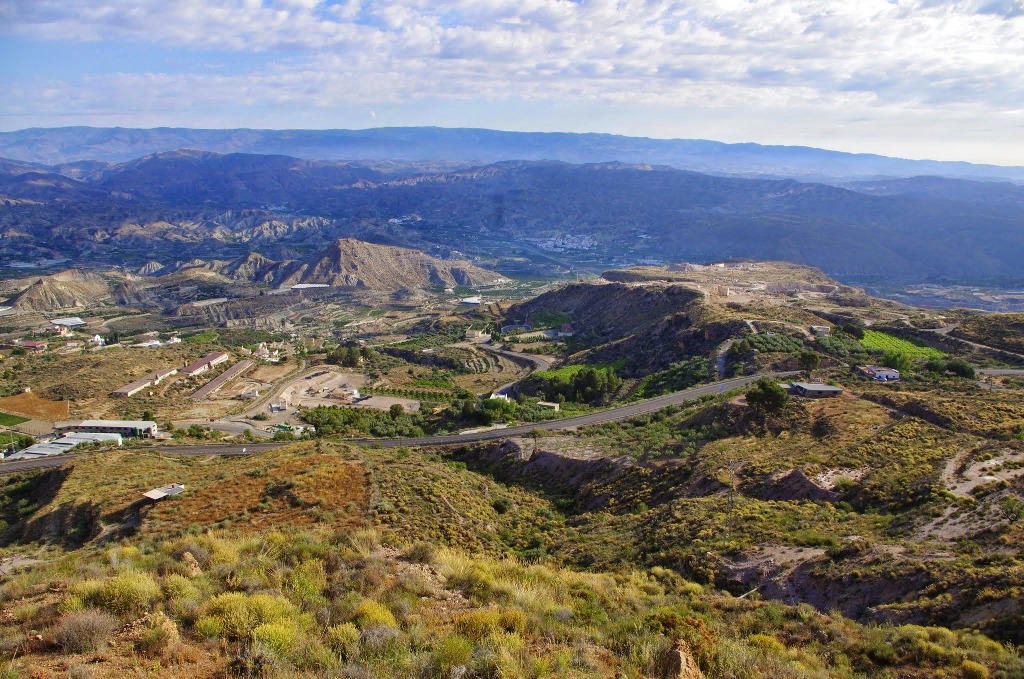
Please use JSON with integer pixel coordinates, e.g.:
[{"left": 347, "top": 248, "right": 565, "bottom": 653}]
[
  {"left": 747, "top": 333, "right": 805, "bottom": 353},
  {"left": 0, "top": 412, "right": 28, "bottom": 427},
  {"left": 861, "top": 330, "right": 946, "bottom": 358}
]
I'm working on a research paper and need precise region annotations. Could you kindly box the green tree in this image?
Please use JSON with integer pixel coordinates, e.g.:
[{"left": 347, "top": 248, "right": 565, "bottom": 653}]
[
  {"left": 945, "top": 358, "right": 976, "bottom": 378},
  {"left": 746, "top": 378, "right": 789, "bottom": 413},
  {"left": 798, "top": 351, "right": 820, "bottom": 373},
  {"left": 881, "top": 351, "right": 912, "bottom": 374}
]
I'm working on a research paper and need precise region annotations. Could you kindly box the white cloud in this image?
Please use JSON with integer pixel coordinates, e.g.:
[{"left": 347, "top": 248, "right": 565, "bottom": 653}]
[{"left": 1, "top": 0, "right": 1022, "bottom": 161}]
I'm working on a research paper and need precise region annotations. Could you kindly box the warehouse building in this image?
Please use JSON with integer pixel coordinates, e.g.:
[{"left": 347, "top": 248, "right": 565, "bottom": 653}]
[
  {"left": 182, "top": 352, "right": 229, "bottom": 376},
  {"left": 55, "top": 419, "right": 159, "bottom": 438},
  {"left": 112, "top": 366, "right": 179, "bottom": 397},
  {"left": 6, "top": 432, "right": 122, "bottom": 461}
]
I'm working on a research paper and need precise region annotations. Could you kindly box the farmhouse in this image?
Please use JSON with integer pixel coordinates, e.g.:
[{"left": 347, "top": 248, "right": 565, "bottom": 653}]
[
  {"left": 182, "top": 352, "right": 230, "bottom": 376},
  {"left": 55, "top": 419, "right": 159, "bottom": 438},
  {"left": 858, "top": 365, "right": 901, "bottom": 381},
  {"left": 790, "top": 382, "right": 844, "bottom": 398},
  {"left": 810, "top": 325, "right": 831, "bottom": 337},
  {"left": 17, "top": 340, "right": 47, "bottom": 352}
]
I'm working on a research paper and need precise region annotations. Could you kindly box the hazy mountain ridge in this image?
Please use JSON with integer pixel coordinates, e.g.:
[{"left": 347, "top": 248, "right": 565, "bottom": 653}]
[{"left": 3, "top": 126, "right": 1024, "bottom": 183}]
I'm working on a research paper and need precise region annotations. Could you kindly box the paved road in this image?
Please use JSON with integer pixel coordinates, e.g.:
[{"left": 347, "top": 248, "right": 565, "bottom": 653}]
[
  {"left": 349, "top": 371, "right": 799, "bottom": 448},
  {"left": 478, "top": 342, "right": 553, "bottom": 396},
  {"left": 0, "top": 373, "right": 796, "bottom": 474}
]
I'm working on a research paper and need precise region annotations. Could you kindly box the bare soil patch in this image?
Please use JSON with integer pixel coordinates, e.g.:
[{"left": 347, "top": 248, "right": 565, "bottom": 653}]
[{"left": 0, "top": 392, "right": 69, "bottom": 421}]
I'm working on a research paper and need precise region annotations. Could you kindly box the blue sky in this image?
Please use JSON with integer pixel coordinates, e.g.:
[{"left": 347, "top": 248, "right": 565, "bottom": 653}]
[{"left": 1, "top": 0, "right": 1022, "bottom": 164}]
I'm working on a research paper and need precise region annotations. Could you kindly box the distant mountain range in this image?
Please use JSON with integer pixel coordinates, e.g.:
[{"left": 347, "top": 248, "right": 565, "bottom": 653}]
[
  {"left": 2, "top": 126, "right": 1023, "bottom": 183},
  {"left": 2, "top": 149, "right": 1024, "bottom": 284}
]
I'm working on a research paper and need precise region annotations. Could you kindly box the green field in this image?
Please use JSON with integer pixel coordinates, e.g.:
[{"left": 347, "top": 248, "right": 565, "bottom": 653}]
[
  {"left": 0, "top": 412, "right": 28, "bottom": 427},
  {"left": 861, "top": 330, "right": 946, "bottom": 358}
]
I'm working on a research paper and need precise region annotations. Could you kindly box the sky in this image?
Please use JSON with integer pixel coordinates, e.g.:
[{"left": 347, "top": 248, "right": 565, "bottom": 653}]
[{"left": 1, "top": 0, "right": 1022, "bottom": 165}]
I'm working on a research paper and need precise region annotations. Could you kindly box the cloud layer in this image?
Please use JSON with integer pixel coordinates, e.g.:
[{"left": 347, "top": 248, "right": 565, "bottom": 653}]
[{"left": 2, "top": 0, "right": 1022, "bottom": 162}]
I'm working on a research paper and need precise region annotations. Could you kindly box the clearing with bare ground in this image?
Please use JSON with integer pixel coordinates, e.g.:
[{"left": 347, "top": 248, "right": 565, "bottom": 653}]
[{"left": 0, "top": 391, "right": 69, "bottom": 421}]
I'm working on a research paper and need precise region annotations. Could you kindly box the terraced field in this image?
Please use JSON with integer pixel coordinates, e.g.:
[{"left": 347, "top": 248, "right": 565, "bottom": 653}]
[{"left": 861, "top": 330, "right": 946, "bottom": 358}]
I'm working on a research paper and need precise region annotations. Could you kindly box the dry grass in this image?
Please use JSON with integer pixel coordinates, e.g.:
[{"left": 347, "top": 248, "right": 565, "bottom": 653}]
[
  {"left": 0, "top": 391, "right": 70, "bottom": 421},
  {"left": 159, "top": 454, "right": 369, "bottom": 531}
]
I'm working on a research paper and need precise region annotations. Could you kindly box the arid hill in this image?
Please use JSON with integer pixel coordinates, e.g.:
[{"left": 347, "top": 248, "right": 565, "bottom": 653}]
[
  {"left": 6, "top": 271, "right": 113, "bottom": 311},
  {"left": 170, "top": 238, "right": 505, "bottom": 290}
]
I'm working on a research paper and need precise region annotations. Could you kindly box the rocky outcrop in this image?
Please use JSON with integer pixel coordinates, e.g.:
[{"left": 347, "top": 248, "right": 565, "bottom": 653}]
[{"left": 658, "top": 640, "right": 706, "bottom": 679}]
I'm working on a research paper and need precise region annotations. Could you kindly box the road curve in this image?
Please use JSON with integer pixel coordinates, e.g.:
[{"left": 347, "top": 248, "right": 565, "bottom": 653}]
[
  {"left": 348, "top": 371, "right": 799, "bottom": 448},
  {"left": 0, "top": 373, "right": 796, "bottom": 475}
]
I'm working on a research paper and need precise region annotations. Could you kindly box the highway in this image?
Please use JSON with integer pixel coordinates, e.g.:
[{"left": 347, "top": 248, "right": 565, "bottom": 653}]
[{"left": 0, "top": 372, "right": 796, "bottom": 475}]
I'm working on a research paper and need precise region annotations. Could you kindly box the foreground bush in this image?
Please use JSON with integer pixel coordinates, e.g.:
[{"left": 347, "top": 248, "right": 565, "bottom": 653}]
[{"left": 53, "top": 609, "right": 118, "bottom": 653}]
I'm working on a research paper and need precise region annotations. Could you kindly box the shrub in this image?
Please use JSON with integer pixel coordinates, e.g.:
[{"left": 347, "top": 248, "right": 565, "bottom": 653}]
[
  {"left": 354, "top": 600, "right": 397, "bottom": 629},
  {"left": 193, "top": 616, "right": 224, "bottom": 639},
  {"left": 498, "top": 609, "right": 527, "bottom": 635},
  {"left": 404, "top": 541, "right": 437, "bottom": 565},
  {"left": 961, "top": 659, "right": 990, "bottom": 679},
  {"left": 435, "top": 634, "right": 474, "bottom": 674},
  {"left": 53, "top": 609, "right": 118, "bottom": 653},
  {"left": 58, "top": 595, "right": 85, "bottom": 614},
  {"left": 135, "top": 613, "right": 179, "bottom": 659},
  {"left": 326, "top": 622, "right": 360, "bottom": 660},
  {"left": 252, "top": 621, "right": 298, "bottom": 656},
  {"left": 163, "top": 574, "right": 200, "bottom": 602},
  {"left": 96, "top": 571, "right": 161, "bottom": 615},
  {"left": 748, "top": 633, "right": 786, "bottom": 655},
  {"left": 357, "top": 625, "right": 407, "bottom": 664},
  {"left": 454, "top": 608, "right": 504, "bottom": 640},
  {"left": 200, "top": 592, "right": 297, "bottom": 639},
  {"left": 287, "top": 559, "right": 327, "bottom": 604}
]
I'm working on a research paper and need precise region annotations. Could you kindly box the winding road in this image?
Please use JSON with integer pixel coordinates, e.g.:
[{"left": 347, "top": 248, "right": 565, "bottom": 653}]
[{"left": 0, "top": 372, "right": 797, "bottom": 475}]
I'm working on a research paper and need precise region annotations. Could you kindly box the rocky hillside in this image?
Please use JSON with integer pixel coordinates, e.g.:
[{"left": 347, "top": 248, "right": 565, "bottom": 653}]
[
  {"left": 507, "top": 282, "right": 745, "bottom": 375},
  {"left": 1, "top": 240, "right": 504, "bottom": 310},
  {"left": 172, "top": 238, "right": 505, "bottom": 290},
  {"left": 6, "top": 271, "right": 113, "bottom": 311}
]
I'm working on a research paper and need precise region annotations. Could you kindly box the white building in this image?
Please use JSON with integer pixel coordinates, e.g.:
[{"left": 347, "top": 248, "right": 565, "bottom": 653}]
[
  {"left": 51, "top": 317, "right": 86, "bottom": 328},
  {"left": 182, "top": 352, "right": 230, "bottom": 376},
  {"left": 55, "top": 420, "right": 159, "bottom": 438}
]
